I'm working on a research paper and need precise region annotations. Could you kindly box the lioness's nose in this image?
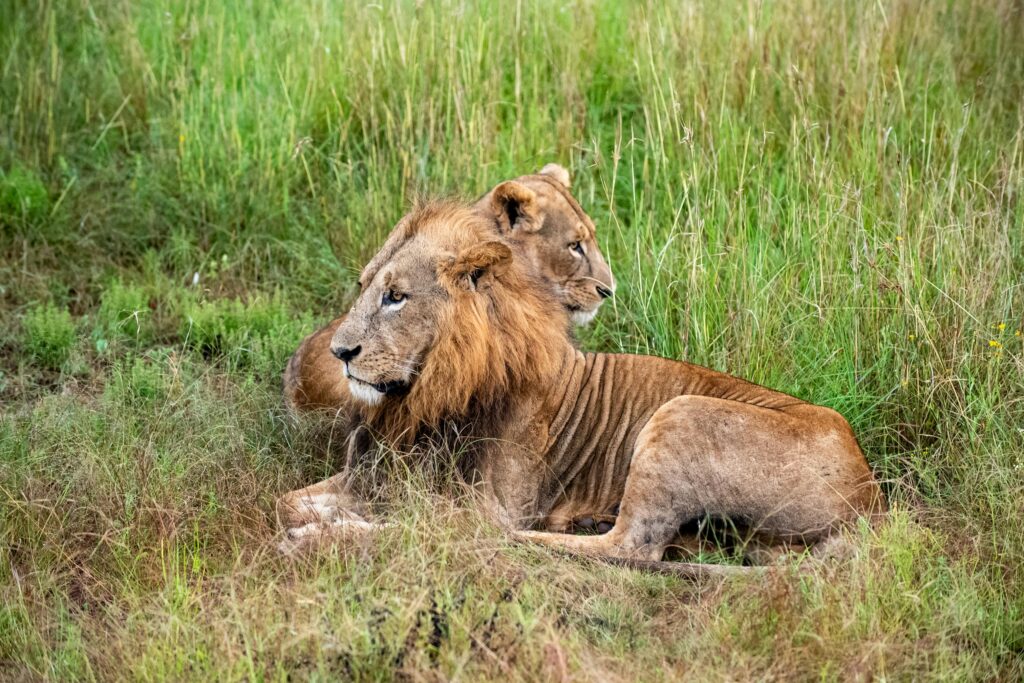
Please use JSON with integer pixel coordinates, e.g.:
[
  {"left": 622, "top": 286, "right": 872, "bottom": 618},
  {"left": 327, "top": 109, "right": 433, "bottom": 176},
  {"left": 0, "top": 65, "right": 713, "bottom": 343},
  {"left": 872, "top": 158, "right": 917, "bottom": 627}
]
[
  {"left": 596, "top": 285, "right": 614, "bottom": 299},
  {"left": 332, "top": 345, "right": 361, "bottom": 362}
]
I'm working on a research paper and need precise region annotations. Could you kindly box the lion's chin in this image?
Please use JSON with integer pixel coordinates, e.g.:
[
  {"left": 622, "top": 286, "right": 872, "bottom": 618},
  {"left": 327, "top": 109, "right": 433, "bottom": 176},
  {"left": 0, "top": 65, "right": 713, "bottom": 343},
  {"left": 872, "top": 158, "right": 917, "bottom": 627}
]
[
  {"left": 346, "top": 379, "right": 385, "bottom": 406},
  {"left": 571, "top": 308, "right": 599, "bottom": 326}
]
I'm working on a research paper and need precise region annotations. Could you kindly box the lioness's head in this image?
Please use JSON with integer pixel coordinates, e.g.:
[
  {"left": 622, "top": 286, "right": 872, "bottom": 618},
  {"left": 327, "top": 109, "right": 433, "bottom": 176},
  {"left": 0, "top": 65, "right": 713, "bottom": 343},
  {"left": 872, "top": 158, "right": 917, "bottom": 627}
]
[
  {"left": 476, "top": 164, "right": 615, "bottom": 326},
  {"left": 331, "top": 202, "right": 566, "bottom": 429}
]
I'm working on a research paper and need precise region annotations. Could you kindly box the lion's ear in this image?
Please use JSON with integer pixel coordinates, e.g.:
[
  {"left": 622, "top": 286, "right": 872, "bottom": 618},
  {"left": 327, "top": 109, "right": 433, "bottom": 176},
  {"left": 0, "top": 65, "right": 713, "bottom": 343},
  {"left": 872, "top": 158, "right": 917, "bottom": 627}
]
[
  {"left": 442, "top": 240, "right": 513, "bottom": 291},
  {"left": 539, "top": 163, "right": 571, "bottom": 188},
  {"left": 489, "top": 181, "right": 540, "bottom": 234}
]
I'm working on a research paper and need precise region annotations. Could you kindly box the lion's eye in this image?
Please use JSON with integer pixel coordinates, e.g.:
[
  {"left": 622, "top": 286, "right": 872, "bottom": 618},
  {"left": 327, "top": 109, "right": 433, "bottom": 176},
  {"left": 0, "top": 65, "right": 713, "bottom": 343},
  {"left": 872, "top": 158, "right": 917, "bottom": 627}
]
[
  {"left": 382, "top": 290, "right": 406, "bottom": 307},
  {"left": 569, "top": 241, "right": 585, "bottom": 256}
]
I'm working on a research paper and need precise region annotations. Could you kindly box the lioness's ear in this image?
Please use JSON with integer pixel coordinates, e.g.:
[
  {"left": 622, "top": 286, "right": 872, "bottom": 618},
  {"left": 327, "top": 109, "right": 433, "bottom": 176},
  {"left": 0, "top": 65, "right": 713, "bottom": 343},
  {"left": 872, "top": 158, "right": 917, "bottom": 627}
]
[
  {"left": 489, "top": 181, "right": 540, "bottom": 234},
  {"left": 442, "top": 240, "right": 513, "bottom": 291},
  {"left": 539, "top": 163, "right": 571, "bottom": 188}
]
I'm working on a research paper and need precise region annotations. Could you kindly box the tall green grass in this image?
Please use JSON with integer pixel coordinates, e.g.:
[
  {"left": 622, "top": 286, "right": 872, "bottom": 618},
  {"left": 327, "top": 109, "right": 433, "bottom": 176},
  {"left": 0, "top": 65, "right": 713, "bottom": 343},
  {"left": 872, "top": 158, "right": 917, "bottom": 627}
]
[{"left": 2, "top": 0, "right": 1022, "bottom": 679}]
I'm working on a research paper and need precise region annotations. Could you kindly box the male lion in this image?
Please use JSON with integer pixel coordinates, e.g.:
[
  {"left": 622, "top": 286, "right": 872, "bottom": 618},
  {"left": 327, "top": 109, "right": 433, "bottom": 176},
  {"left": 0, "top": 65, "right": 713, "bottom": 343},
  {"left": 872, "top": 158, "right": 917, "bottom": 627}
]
[
  {"left": 285, "top": 201, "right": 885, "bottom": 573},
  {"left": 278, "top": 165, "right": 615, "bottom": 532}
]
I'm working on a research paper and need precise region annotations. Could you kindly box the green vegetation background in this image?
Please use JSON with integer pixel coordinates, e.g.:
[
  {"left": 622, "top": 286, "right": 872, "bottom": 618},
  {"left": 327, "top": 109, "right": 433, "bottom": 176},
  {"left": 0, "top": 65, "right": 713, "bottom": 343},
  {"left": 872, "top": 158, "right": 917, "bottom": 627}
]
[{"left": 2, "top": 1, "right": 1022, "bottom": 679}]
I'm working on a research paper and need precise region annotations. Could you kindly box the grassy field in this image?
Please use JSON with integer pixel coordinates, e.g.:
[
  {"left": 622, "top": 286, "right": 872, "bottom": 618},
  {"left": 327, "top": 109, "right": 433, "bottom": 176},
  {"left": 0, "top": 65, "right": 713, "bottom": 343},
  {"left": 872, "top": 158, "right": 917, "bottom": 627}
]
[{"left": 2, "top": 0, "right": 1023, "bottom": 679}]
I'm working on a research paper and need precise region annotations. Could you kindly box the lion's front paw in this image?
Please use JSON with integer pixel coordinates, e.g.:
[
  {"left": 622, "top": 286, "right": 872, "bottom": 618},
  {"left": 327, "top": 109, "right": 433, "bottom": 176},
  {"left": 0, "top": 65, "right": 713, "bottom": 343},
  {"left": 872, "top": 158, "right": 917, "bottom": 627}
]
[
  {"left": 276, "top": 521, "right": 322, "bottom": 556},
  {"left": 277, "top": 491, "right": 367, "bottom": 529},
  {"left": 277, "top": 518, "right": 391, "bottom": 556}
]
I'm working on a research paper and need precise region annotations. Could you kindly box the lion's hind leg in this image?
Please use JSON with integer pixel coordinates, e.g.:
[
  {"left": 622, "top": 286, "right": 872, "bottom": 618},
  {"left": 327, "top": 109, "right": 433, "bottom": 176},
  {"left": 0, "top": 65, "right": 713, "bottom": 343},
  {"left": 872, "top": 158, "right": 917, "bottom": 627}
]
[
  {"left": 513, "top": 530, "right": 756, "bottom": 579},
  {"left": 517, "top": 395, "right": 879, "bottom": 571},
  {"left": 624, "top": 396, "right": 879, "bottom": 553},
  {"left": 516, "top": 470, "right": 706, "bottom": 564}
]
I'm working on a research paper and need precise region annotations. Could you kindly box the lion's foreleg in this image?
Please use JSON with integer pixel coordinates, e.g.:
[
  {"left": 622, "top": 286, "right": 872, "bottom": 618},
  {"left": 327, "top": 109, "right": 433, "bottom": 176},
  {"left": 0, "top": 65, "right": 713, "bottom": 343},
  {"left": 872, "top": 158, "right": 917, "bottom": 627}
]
[
  {"left": 275, "top": 468, "right": 391, "bottom": 556},
  {"left": 277, "top": 516, "right": 392, "bottom": 556},
  {"left": 512, "top": 529, "right": 757, "bottom": 579},
  {"left": 276, "top": 469, "right": 370, "bottom": 530}
]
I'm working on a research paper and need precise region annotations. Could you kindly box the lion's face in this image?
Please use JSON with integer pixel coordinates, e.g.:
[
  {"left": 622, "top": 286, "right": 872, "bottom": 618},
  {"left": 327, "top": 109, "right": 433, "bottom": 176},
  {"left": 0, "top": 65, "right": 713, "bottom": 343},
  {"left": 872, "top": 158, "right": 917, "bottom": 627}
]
[
  {"left": 329, "top": 230, "right": 452, "bottom": 406},
  {"left": 478, "top": 164, "right": 615, "bottom": 326},
  {"left": 333, "top": 200, "right": 520, "bottom": 409}
]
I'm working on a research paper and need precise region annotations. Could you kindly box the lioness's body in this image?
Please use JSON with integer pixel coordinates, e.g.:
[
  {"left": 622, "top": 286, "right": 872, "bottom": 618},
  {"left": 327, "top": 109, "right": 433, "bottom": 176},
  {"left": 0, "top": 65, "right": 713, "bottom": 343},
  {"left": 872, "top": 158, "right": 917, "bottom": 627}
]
[{"left": 282, "top": 202, "right": 885, "bottom": 566}]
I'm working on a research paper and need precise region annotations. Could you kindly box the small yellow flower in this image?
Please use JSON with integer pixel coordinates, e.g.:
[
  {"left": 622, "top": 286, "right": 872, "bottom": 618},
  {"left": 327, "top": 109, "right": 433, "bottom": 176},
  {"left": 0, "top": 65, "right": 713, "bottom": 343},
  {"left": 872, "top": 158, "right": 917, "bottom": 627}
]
[
  {"left": 179, "top": 134, "right": 186, "bottom": 144},
  {"left": 908, "top": 334, "right": 916, "bottom": 340},
  {"left": 895, "top": 235, "right": 903, "bottom": 242},
  {"left": 1016, "top": 330, "right": 1022, "bottom": 337},
  {"left": 998, "top": 323, "right": 1006, "bottom": 331},
  {"left": 988, "top": 340, "right": 1002, "bottom": 348}
]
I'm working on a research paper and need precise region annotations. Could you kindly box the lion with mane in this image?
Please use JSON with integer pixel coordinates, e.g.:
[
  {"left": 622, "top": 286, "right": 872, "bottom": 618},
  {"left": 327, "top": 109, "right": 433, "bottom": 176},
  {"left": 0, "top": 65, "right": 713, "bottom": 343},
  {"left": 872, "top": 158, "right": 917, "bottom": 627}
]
[{"left": 285, "top": 200, "right": 886, "bottom": 571}]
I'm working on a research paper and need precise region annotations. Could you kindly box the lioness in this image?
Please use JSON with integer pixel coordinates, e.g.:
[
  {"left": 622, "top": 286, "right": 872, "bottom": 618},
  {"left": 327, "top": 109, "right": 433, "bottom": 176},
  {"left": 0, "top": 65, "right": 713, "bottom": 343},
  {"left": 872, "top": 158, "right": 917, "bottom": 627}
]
[
  {"left": 278, "top": 165, "right": 615, "bottom": 531},
  {"left": 306, "top": 201, "right": 885, "bottom": 570}
]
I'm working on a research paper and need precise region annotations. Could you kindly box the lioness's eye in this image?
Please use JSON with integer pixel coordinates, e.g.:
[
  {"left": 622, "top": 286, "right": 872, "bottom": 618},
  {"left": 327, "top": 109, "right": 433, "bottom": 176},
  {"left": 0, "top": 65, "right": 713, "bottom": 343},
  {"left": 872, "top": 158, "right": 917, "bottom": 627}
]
[
  {"left": 382, "top": 290, "right": 406, "bottom": 307},
  {"left": 569, "top": 241, "right": 585, "bottom": 256}
]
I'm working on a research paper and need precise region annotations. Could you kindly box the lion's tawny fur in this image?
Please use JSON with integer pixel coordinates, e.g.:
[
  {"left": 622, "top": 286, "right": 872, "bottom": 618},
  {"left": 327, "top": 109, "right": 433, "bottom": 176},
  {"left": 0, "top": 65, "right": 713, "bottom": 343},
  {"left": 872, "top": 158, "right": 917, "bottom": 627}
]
[{"left": 281, "top": 201, "right": 885, "bottom": 563}]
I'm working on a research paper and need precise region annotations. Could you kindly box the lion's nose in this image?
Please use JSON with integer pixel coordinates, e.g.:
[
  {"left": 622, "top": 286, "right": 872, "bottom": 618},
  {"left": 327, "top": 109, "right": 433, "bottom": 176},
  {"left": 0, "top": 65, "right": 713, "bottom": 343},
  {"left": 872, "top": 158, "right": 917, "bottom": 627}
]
[
  {"left": 596, "top": 285, "right": 614, "bottom": 300},
  {"left": 332, "top": 345, "right": 361, "bottom": 362}
]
